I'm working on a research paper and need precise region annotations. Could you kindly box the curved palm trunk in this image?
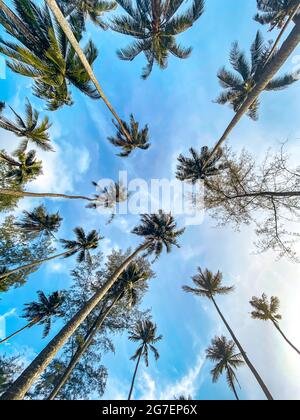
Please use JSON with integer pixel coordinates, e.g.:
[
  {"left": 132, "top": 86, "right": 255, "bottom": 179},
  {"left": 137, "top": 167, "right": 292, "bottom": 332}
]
[
  {"left": 211, "top": 297, "right": 274, "bottom": 401},
  {"left": 229, "top": 375, "right": 239, "bottom": 401},
  {"left": 205, "top": 17, "right": 300, "bottom": 170},
  {"left": 45, "top": 0, "right": 131, "bottom": 143},
  {"left": 0, "top": 188, "right": 94, "bottom": 202},
  {"left": 0, "top": 250, "right": 75, "bottom": 281},
  {"left": 0, "top": 320, "right": 36, "bottom": 345},
  {"left": 272, "top": 320, "right": 300, "bottom": 356},
  {"left": 128, "top": 350, "right": 143, "bottom": 401},
  {"left": 0, "top": 243, "right": 149, "bottom": 400},
  {"left": 47, "top": 292, "right": 122, "bottom": 400}
]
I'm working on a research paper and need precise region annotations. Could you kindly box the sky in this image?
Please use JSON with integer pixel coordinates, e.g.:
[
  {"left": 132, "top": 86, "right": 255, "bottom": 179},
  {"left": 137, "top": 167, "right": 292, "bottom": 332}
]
[{"left": 1, "top": 0, "right": 300, "bottom": 401}]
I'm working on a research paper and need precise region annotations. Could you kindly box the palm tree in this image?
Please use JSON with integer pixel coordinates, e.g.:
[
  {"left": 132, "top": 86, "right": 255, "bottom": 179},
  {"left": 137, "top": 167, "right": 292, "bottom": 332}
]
[
  {"left": 128, "top": 320, "right": 162, "bottom": 400},
  {"left": 176, "top": 146, "right": 226, "bottom": 184},
  {"left": 110, "top": 0, "right": 205, "bottom": 79},
  {"left": 1, "top": 211, "right": 183, "bottom": 400},
  {"left": 47, "top": 261, "right": 150, "bottom": 400},
  {"left": 0, "top": 100, "right": 53, "bottom": 152},
  {"left": 0, "top": 227, "right": 102, "bottom": 280},
  {"left": 0, "top": 149, "right": 43, "bottom": 185},
  {"left": 250, "top": 293, "right": 300, "bottom": 356},
  {"left": 0, "top": 291, "right": 64, "bottom": 345},
  {"left": 0, "top": 0, "right": 100, "bottom": 110},
  {"left": 14, "top": 205, "right": 62, "bottom": 239},
  {"left": 183, "top": 268, "right": 273, "bottom": 400},
  {"left": 59, "top": 0, "right": 117, "bottom": 30},
  {"left": 216, "top": 31, "right": 298, "bottom": 121},
  {"left": 206, "top": 336, "right": 245, "bottom": 401}
]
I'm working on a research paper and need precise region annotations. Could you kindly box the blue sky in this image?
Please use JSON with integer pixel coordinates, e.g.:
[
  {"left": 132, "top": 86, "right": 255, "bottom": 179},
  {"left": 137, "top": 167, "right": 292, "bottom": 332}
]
[{"left": 1, "top": 0, "right": 300, "bottom": 400}]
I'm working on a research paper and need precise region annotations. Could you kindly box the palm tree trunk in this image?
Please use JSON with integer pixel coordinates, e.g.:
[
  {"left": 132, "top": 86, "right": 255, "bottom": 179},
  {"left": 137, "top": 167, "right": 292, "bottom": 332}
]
[
  {"left": 0, "top": 250, "right": 76, "bottom": 280},
  {"left": 47, "top": 291, "right": 123, "bottom": 400},
  {"left": 128, "top": 350, "right": 143, "bottom": 401},
  {"left": 210, "top": 297, "right": 274, "bottom": 401},
  {"left": 45, "top": 0, "right": 131, "bottom": 143},
  {"left": 0, "top": 243, "right": 149, "bottom": 400},
  {"left": 229, "top": 377, "right": 240, "bottom": 401},
  {"left": 272, "top": 320, "right": 300, "bottom": 356},
  {"left": 205, "top": 16, "right": 300, "bottom": 169},
  {"left": 0, "top": 188, "right": 94, "bottom": 201},
  {"left": 0, "top": 320, "right": 36, "bottom": 345}
]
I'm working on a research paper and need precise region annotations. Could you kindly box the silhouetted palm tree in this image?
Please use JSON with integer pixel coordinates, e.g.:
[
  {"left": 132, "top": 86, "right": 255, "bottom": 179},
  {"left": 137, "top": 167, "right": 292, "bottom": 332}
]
[
  {"left": 128, "top": 320, "right": 162, "bottom": 400},
  {"left": 0, "top": 100, "right": 53, "bottom": 152},
  {"left": 183, "top": 268, "right": 273, "bottom": 400},
  {"left": 0, "top": 149, "right": 42, "bottom": 185},
  {"left": 108, "top": 115, "right": 150, "bottom": 157},
  {"left": 255, "top": 0, "right": 300, "bottom": 29},
  {"left": 110, "top": 0, "right": 205, "bottom": 78},
  {"left": 0, "top": 291, "right": 64, "bottom": 345},
  {"left": 250, "top": 293, "right": 300, "bottom": 356},
  {"left": 206, "top": 336, "right": 244, "bottom": 400}
]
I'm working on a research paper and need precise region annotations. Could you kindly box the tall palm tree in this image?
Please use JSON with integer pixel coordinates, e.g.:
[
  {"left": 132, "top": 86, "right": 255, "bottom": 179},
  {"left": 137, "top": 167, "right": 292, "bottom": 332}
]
[
  {"left": 108, "top": 114, "right": 150, "bottom": 157},
  {"left": 110, "top": 0, "right": 205, "bottom": 79},
  {"left": 183, "top": 268, "right": 274, "bottom": 400},
  {"left": 14, "top": 205, "right": 62, "bottom": 239},
  {"left": 47, "top": 261, "right": 150, "bottom": 400},
  {"left": 250, "top": 293, "right": 300, "bottom": 356},
  {"left": 215, "top": 31, "right": 298, "bottom": 121},
  {"left": 0, "top": 0, "right": 100, "bottom": 110},
  {"left": 0, "top": 227, "right": 102, "bottom": 280},
  {"left": 1, "top": 211, "right": 183, "bottom": 400},
  {"left": 206, "top": 336, "right": 245, "bottom": 401},
  {"left": 128, "top": 320, "right": 162, "bottom": 400},
  {"left": 59, "top": 0, "right": 117, "bottom": 30},
  {"left": 176, "top": 146, "right": 226, "bottom": 184},
  {"left": 0, "top": 149, "right": 43, "bottom": 185},
  {"left": 0, "top": 291, "right": 64, "bottom": 345},
  {"left": 0, "top": 100, "right": 53, "bottom": 152}
]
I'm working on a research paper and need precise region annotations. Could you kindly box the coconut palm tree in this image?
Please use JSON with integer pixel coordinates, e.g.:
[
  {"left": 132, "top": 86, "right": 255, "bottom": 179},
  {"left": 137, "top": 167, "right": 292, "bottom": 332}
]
[
  {"left": 14, "top": 205, "right": 62, "bottom": 239},
  {"left": 0, "top": 0, "right": 100, "bottom": 110},
  {"left": 255, "top": 0, "right": 300, "bottom": 30},
  {"left": 110, "top": 0, "right": 205, "bottom": 79},
  {"left": 250, "top": 293, "right": 300, "bottom": 356},
  {"left": 128, "top": 320, "right": 162, "bottom": 400},
  {"left": 216, "top": 31, "right": 298, "bottom": 120},
  {"left": 0, "top": 100, "right": 53, "bottom": 152},
  {"left": 183, "top": 268, "right": 273, "bottom": 400},
  {"left": 0, "top": 291, "right": 64, "bottom": 345},
  {"left": 59, "top": 0, "right": 117, "bottom": 30},
  {"left": 108, "top": 115, "right": 150, "bottom": 157},
  {"left": 0, "top": 149, "right": 42, "bottom": 185},
  {"left": 0, "top": 227, "right": 102, "bottom": 280},
  {"left": 1, "top": 211, "right": 183, "bottom": 400},
  {"left": 206, "top": 336, "right": 245, "bottom": 401},
  {"left": 176, "top": 146, "right": 226, "bottom": 184}
]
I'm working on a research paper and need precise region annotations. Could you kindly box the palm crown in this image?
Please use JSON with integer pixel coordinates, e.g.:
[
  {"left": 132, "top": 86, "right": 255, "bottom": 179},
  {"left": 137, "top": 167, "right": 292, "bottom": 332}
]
[
  {"left": 22, "top": 291, "right": 65, "bottom": 338},
  {"left": 216, "top": 31, "right": 298, "bottom": 120},
  {"left": 0, "top": 0, "right": 100, "bottom": 110},
  {"left": 110, "top": 0, "right": 205, "bottom": 79},
  {"left": 129, "top": 320, "right": 162, "bottom": 366},
  {"left": 15, "top": 205, "right": 62, "bottom": 239},
  {"left": 115, "top": 262, "right": 150, "bottom": 308},
  {"left": 132, "top": 210, "right": 185, "bottom": 260},
  {"left": 183, "top": 268, "right": 234, "bottom": 299},
  {"left": 0, "top": 100, "right": 52, "bottom": 152},
  {"left": 176, "top": 146, "right": 226, "bottom": 184},
  {"left": 249, "top": 293, "right": 282, "bottom": 323},
  {"left": 254, "top": 0, "right": 300, "bottom": 30},
  {"left": 0, "top": 149, "right": 43, "bottom": 184},
  {"left": 108, "top": 114, "right": 150, "bottom": 157},
  {"left": 60, "top": 227, "right": 103, "bottom": 264}
]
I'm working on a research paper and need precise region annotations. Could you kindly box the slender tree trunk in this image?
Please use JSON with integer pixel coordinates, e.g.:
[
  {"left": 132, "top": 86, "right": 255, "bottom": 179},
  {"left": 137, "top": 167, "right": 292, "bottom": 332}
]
[
  {"left": 0, "top": 243, "right": 149, "bottom": 400},
  {"left": 272, "top": 320, "right": 300, "bottom": 356},
  {"left": 0, "top": 188, "right": 94, "bottom": 201},
  {"left": 0, "top": 250, "right": 75, "bottom": 280},
  {"left": 45, "top": 0, "right": 131, "bottom": 143},
  {"left": 47, "top": 292, "right": 122, "bottom": 400},
  {"left": 205, "top": 17, "right": 300, "bottom": 169},
  {"left": 229, "top": 377, "right": 240, "bottom": 401},
  {"left": 128, "top": 350, "right": 143, "bottom": 401},
  {"left": 210, "top": 297, "right": 274, "bottom": 401},
  {"left": 0, "top": 320, "right": 36, "bottom": 345}
]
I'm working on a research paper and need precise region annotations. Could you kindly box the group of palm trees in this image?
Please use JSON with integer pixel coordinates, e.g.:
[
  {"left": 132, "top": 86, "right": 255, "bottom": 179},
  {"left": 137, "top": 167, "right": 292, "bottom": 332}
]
[{"left": 0, "top": 0, "right": 300, "bottom": 400}]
